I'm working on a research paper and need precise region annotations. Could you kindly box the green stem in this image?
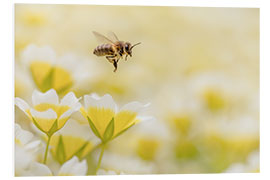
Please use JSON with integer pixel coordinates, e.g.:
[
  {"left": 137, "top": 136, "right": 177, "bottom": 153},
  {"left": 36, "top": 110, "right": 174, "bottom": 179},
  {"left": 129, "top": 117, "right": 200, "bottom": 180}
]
[
  {"left": 43, "top": 135, "right": 52, "bottom": 164},
  {"left": 95, "top": 144, "right": 105, "bottom": 175},
  {"left": 91, "top": 143, "right": 102, "bottom": 153}
]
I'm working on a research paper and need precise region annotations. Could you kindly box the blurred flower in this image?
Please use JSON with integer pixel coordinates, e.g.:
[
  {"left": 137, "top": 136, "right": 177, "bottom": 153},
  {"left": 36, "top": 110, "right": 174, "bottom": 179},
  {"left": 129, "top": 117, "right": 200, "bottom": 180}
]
[
  {"left": 15, "top": 62, "right": 34, "bottom": 99},
  {"left": 15, "top": 123, "right": 35, "bottom": 145},
  {"left": 20, "top": 9, "right": 48, "bottom": 27},
  {"left": 15, "top": 124, "right": 44, "bottom": 176},
  {"left": 80, "top": 93, "right": 151, "bottom": 143},
  {"left": 200, "top": 132, "right": 259, "bottom": 172},
  {"left": 133, "top": 118, "right": 170, "bottom": 161},
  {"left": 97, "top": 152, "right": 156, "bottom": 174},
  {"left": 15, "top": 89, "right": 81, "bottom": 136},
  {"left": 50, "top": 119, "right": 99, "bottom": 164},
  {"left": 97, "top": 169, "right": 125, "bottom": 175},
  {"left": 174, "top": 139, "right": 198, "bottom": 160},
  {"left": 224, "top": 150, "right": 259, "bottom": 173},
  {"left": 21, "top": 156, "right": 88, "bottom": 176},
  {"left": 202, "top": 88, "right": 227, "bottom": 112},
  {"left": 168, "top": 113, "right": 193, "bottom": 136},
  {"left": 20, "top": 162, "right": 53, "bottom": 176},
  {"left": 20, "top": 44, "right": 93, "bottom": 95},
  {"left": 136, "top": 139, "right": 159, "bottom": 161},
  {"left": 57, "top": 156, "right": 88, "bottom": 176}
]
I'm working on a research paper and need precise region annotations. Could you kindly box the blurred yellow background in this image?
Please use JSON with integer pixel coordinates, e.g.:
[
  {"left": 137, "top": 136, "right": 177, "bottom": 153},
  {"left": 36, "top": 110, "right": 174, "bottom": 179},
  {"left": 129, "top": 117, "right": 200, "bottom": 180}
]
[{"left": 15, "top": 4, "right": 259, "bottom": 174}]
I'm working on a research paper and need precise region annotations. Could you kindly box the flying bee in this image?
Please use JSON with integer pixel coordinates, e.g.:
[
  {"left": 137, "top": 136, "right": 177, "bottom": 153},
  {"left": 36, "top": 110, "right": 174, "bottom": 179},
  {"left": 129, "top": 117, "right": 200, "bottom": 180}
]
[{"left": 93, "top": 31, "right": 141, "bottom": 72}]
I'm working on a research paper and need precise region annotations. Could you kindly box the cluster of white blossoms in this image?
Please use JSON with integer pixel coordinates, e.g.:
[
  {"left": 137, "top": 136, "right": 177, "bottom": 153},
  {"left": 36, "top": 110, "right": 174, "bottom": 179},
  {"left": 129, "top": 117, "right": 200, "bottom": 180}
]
[
  {"left": 15, "top": 88, "right": 153, "bottom": 176},
  {"left": 15, "top": 123, "right": 87, "bottom": 176}
]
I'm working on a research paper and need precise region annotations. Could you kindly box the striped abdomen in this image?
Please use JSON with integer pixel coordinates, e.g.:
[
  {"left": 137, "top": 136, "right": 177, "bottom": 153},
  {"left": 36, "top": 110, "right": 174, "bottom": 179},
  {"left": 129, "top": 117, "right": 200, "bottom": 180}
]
[{"left": 93, "top": 44, "right": 115, "bottom": 56}]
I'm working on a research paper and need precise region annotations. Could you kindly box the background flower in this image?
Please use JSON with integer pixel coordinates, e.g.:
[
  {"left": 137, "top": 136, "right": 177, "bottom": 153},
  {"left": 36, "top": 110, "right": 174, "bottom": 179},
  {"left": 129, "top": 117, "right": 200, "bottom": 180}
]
[
  {"left": 19, "top": 44, "right": 100, "bottom": 95},
  {"left": 15, "top": 124, "right": 44, "bottom": 176},
  {"left": 57, "top": 156, "right": 88, "bottom": 176},
  {"left": 49, "top": 119, "right": 99, "bottom": 165}
]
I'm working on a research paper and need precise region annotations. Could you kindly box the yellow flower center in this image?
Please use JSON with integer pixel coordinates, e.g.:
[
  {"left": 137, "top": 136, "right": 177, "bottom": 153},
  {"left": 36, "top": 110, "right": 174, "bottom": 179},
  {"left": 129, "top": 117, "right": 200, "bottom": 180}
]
[
  {"left": 87, "top": 107, "right": 115, "bottom": 137},
  {"left": 53, "top": 66, "right": 73, "bottom": 94},
  {"left": 31, "top": 103, "right": 71, "bottom": 132},
  {"left": 30, "top": 61, "right": 73, "bottom": 94},
  {"left": 114, "top": 110, "right": 137, "bottom": 136},
  {"left": 136, "top": 138, "right": 160, "bottom": 161},
  {"left": 50, "top": 135, "right": 93, "bottom": 164},
  {"left": 34, "top": 103, "right": 70, "bottom": 118},
  {"left": 202, "top": 88, "right": 227, "bottom": 112},
  {"left": 81, "top": 107, "right": 139, "bottom": 140},
  {"left": 170, "top": 114, "right": 192, "bottom": 136},
  {"left": 30, "top": 61, "right": 52, "bottom": 89},
  {"left": 22, "top": 11, "right": 47, "bottom": 26},
  {"left": 15, "top": 139, "right": 22, "bottom": 146}
]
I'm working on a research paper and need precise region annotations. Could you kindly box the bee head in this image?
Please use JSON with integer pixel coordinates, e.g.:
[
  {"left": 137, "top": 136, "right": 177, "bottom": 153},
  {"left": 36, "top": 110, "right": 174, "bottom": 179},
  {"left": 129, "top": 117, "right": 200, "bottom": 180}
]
[{"left": 124, "top": 42, "right": 141, "bottom": 57}]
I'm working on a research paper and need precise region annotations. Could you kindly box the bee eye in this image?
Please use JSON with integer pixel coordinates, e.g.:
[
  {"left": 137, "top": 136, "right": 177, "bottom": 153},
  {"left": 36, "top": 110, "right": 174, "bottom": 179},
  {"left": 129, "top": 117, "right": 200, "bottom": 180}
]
[{"left": 125, "top": 45, "right": 129, "bottom": 51}]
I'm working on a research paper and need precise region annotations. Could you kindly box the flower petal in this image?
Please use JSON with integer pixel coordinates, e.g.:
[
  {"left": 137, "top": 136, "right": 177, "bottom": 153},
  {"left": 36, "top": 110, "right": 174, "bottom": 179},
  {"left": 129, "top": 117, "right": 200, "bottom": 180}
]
[
  {"left": 84, "top": 94, "right": 117, "bottom": 112},
  {"left": 24, "top": 140, "right": 42, "bottom": 153},
  {"left": 87, "top": 107, "right": 115, "bottom": 138},
  {"left": 21, "top": 162, "right": 52, "bottom": 176},
  {"left": 57, "top": 111, "right": 74, "bottom": 129},
  {"left": 136, "top": 116, "right": 156, "bottom": 122},
  {"left": 21, "top": 44, "right": 56, "bottom": 65},
  {"left": 15, "top": 124, "right": 33, "bottom": 145},
  {"left": 15, "top": 145, "right": 34, "bottom": 175},
  {"left": 57, "top": 102, "right": 81, "bottom": 129},
  {"left": 32, "top": 89, "right": 59, "bottom": 106},
  {"left": 97, "top": 169, "right": 121, "bottom": 175},
  {"left": 15, "top": 97, "right": 30, "bottom": 117},
  {"left": 120, "top": 101, "right": 150, "bottom": 113},
  {"left": 114, "top": 110, "right": 137, "bottom": 137},
  {"left": 30, "top": 108, "right": 57, "bottom": 132},
  {"left": 58, "top": 156, "right": 87, "bottom": 176},
  {"left": 60, "top": 92, "right": 81, "bottom": 107},
  {"left": 57, "top": 119, "right": 97, "bottom": 141}
]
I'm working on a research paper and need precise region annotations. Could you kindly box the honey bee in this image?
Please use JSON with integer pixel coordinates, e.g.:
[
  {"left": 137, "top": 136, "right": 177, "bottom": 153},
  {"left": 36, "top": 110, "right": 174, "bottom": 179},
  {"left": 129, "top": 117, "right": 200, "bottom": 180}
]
[{"left": 93, "top": 31, "right": 141, "bottom": 72}]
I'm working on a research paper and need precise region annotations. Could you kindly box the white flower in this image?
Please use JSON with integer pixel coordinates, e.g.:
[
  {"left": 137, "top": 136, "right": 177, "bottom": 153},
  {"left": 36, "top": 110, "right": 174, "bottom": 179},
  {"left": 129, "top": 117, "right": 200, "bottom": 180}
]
[
  {"left": 80, "top": 93, "right": 152, "bottom": 142},
  {"left": 97, "top": 169, "right": 125, "bottom": 175},
  {"left": 15, "top": 124, "right": 43, "bottom": 176},
  {"left": 15, "top": 89, "right": 81, "bottom": 135},
  {"left": 49, "top": 119, "right": 99, "bottom": 164},
  {"left": 15, "top": 123, "right": 33, "bottom": 145},
  {"left": 21, "top": 44, "right": 56, "bottom": 65},
  {"left": 20, "top": 44, "right": 97, "bottom": 94},
  {"left": 58, "top": 156, "right": 87, "bottom": 176},
  {"left": 20, "top": 162, "right": 53, "bottom": 176},
  {"left": 224, "top": 150, "right": 259, "bottom": 173},
  {"left": 15, "top": 62, "right": 34, "bottom": 98},
  {"left": 96, "top": 152, "right": 156, "bottom": 174},
  {"left": 19, "top": 156, "right": 88, "bottom": 176}
]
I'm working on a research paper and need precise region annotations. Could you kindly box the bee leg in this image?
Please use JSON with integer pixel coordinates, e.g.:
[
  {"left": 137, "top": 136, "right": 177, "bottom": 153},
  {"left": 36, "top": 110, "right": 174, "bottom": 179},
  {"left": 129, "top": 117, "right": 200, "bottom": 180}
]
[
  {"left": 106, "top": 55, "right": 116, "bottom": 63},
  {"left": 125, "top": 55, "right": 128, "bottom": 61},
  {"left": 113, "top": 59, "right": 118, "bottom": 72}
]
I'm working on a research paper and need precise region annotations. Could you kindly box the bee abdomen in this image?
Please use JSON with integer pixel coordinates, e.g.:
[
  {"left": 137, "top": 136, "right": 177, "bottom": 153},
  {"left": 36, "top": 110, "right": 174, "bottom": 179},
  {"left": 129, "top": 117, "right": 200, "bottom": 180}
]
[{"left": 93, "top": 44, "right": 114, "bottom": 56}]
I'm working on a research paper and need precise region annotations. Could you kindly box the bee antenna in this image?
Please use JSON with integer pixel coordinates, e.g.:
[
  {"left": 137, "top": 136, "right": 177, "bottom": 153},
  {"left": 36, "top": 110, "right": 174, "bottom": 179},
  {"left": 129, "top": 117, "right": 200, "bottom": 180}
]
[{"left": 130, "top": 42, "right": 141, "bottom": 50}]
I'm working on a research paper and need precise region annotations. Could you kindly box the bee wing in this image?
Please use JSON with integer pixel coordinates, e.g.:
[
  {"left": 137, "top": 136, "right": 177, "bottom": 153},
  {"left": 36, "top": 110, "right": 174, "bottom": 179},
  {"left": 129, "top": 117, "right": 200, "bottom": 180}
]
[
  {"left": 107, "top": 31, "right": 119, "bottom": 42},
  {"left": 92, "top": 31, "right": 115, "bottom": 44}
]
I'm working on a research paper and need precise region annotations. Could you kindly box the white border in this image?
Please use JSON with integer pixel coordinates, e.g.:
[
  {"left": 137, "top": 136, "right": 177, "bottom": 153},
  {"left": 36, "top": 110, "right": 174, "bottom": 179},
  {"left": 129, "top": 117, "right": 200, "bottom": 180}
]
[{"left": 1, "top": 0, "right": 269, "bottom": 180}]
